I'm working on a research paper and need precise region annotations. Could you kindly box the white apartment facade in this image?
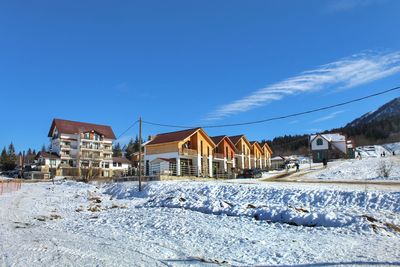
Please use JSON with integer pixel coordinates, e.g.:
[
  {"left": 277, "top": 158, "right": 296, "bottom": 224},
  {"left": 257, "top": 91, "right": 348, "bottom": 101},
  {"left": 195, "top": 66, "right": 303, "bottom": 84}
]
[{"left": 48, "top": 119, "right": 116, "bottom": 177}]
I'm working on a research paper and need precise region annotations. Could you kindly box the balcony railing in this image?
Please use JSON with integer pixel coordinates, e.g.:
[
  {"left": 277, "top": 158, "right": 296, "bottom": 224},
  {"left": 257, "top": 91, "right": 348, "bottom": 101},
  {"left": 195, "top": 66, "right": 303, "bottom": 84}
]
[
  {"left": 213, "top": 153, "right": 225, "bottom": 159},
  {"left": 179, "top": 148, "right": 198, "bottom": 156}
]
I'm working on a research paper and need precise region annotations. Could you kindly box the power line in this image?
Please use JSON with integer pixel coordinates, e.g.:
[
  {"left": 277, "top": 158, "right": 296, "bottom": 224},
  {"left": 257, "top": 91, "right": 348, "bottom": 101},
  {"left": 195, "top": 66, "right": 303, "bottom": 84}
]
[
  {"left": 142, "top": 86, "right": 400, "bottom": 129},
  {"left": 116, "top": 120, "right": 139, "bottom": 140}
]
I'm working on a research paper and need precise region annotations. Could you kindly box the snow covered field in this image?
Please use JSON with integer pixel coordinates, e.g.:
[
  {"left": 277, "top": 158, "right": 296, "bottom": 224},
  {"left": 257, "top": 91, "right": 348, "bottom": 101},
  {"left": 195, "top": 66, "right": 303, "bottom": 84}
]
[
  {"left": 1, "top": 180, "right": 400, "bottom": 266},
  {"left": 302, "top": 156, "right": 400, "bottom": 181}
]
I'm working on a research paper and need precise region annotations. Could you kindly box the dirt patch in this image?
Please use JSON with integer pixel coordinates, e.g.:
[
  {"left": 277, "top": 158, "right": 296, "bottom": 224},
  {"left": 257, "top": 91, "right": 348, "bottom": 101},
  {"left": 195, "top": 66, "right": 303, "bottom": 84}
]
[
  {"left": 88, "top": 205, "right": 102, "bottom": 212},
  {"left": 34, "top": 214, "right": 62, "bottom": 222},
  {"left": 14, "top": 221, "right": 31, "bottom": 229}
]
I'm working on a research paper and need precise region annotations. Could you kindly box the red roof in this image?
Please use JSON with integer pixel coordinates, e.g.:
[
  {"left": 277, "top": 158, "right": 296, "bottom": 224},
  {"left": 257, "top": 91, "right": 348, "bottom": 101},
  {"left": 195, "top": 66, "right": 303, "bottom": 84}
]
[
  {"left": 48, "top": 119, "right": 116, "bottom": 139},
  {"left": 35, "top": 151, "right": 60, "bottom": 160},
  {"left": 146, "top": 128, "right": 201, "bottom": 145},
  {"left": 211, "top": 135, "right": 237, "bottom": 152},
  {"left": 112, "top": 157, "right": 132, "bottom": 164},
  {"left": 210, "top": 135, "right": 225, "bottom": 145},
  {"left": 228, "top": 135, "right": 244, "bottom": 145}
]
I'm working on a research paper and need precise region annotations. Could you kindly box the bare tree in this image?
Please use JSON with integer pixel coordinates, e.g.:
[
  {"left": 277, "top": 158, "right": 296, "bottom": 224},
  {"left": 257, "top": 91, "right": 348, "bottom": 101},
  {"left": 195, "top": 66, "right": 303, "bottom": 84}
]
[{"left": 377, "top": 160, "right": 393, "bottom": 178}]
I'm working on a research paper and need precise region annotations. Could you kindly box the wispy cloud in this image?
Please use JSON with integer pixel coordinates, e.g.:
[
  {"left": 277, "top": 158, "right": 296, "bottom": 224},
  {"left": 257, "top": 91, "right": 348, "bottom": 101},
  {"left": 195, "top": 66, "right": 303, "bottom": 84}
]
[
  {"left": 312, "top": 110, "right": 345, "bottom": 123},
  {"left": 325, "top": 0, "right": 384, "bottom": 12},
  {"left": 114, "top": 82, "right": 129, "bottom": 93},
  {"left": 206, "top": 51, "right": 400, "bottom": 121}
]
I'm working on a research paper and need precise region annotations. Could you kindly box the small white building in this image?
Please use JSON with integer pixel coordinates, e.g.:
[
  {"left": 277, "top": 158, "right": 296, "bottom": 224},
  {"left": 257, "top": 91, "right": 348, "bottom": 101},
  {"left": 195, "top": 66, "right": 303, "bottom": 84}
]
[
  {"left": 310, "top": 133, "right": 350, "bottom": 162},
  {"left": 35, "top": 151, "right": 61, "bottom": 168},
  {"left": 111, "top": 157, "right": 132, "bottom": 176}
]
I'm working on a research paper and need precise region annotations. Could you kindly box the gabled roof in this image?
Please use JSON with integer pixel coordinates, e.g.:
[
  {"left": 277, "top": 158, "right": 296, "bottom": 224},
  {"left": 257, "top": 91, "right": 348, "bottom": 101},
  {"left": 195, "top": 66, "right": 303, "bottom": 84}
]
[
  {"left": 229, "top": 135, "right": 252, "bottom": 148},
  {"left": 249, "top": 141, "right": 263, "bottom": 153},
  {"left": 146, "top": 128, "right": 216, "bottom": 147},
  {"left": 310, "top": 133, "right": 346, "bottom": 143},
  {"left": 35, "top": 151, "right": 60, "bottom": 160},
  {"left": 210, "top": 135, "right": 237, "bottom": 152},
  {"left": 112, "top": 157, "right": 132, "bottom": 165},
  {"left": 146, "top": 128, "right": 200, "bottom": 145},
  {"left": 261, "top": 142, "right": 273, "bottom": 154},
  {"left": 48, "top": 119, "right": 116, "bottom": 139}
]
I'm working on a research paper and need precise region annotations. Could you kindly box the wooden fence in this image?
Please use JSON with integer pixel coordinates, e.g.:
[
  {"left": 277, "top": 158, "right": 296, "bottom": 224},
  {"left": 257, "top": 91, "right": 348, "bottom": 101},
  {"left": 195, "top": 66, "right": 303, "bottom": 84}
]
[{"left": 0, "top": 179, "right": 22, "bottom": 195}]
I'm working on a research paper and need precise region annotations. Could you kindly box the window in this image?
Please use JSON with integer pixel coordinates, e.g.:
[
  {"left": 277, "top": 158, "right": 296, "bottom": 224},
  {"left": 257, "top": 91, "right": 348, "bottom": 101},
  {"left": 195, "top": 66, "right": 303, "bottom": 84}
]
[
  {"left": 225, "top": 147, "right": 228, "bottom": 158},
  {"left": 200, "top": 141, "right": 203, "bottom": 155},
  {"left": 113, "top": 162, "right": 117, "bottom": 167},
  {"left": 118, "top": 163, "right": 122, "bottom": 167},
  {"left": 316, "top": 138, "right": 323, "bottom": 146},
  {"left": 207, "top": 147, "right": 210, "bottom": 157}
]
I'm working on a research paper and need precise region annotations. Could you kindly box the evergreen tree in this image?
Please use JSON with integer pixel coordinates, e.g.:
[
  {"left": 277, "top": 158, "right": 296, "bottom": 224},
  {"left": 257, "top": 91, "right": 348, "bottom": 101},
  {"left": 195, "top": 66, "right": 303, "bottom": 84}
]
[
  {"left": 124, "top": 138, "right": 135, "bottom": 160},
  {"left": 41, "top": 144, "right": 46, "bottom": 152},
  {"left": 0, "top": 143, "right": 17, "bottom": 171},
  {"left": 133, "top": 135, "right": 141, "bottom": 152},
  {"left": 0, "top": 147, "right": 7, "bottom": 171},
  {"left": 6, "top": 143, "right": 17, "bottom": 170},
  {"left": 113, "top": 143, "right": 123, "bottom": 157}
]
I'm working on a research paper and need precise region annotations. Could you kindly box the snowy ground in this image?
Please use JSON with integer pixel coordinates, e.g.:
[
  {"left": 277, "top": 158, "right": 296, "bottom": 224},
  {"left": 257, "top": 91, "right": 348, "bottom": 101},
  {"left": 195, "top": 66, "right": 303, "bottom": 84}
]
[
  {"left": 301, "top": 157, "right": 400, "bottom": 181},
  {"left": 1, "top": 180, "right": 400, "bottom": 266}
]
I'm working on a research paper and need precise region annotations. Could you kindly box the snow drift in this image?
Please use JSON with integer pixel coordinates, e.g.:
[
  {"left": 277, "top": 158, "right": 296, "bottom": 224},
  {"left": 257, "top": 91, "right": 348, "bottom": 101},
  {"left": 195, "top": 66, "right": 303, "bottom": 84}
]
[{"left": 103, "top": 181, "right": 400, "bottom": 232}]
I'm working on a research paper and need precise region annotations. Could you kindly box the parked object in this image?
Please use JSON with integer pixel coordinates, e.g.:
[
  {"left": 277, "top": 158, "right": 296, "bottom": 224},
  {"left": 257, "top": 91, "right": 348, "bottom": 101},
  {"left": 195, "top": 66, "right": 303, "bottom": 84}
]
[{"left": 238, "top": 169, "right": 263, "bottom": 179}]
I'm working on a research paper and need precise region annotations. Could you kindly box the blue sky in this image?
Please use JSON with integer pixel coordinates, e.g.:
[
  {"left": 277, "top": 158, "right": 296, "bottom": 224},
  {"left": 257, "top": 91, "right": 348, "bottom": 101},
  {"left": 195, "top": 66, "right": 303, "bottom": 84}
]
[{"left": 1, "top": 0, "right": 400, "bottom": 152}]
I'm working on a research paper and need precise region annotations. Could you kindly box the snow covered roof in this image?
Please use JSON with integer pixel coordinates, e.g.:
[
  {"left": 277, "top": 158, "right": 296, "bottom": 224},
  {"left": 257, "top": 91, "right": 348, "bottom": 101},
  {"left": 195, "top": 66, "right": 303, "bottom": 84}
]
[{"left": 311, "top": 133, "right": 346, "bottom": 142}]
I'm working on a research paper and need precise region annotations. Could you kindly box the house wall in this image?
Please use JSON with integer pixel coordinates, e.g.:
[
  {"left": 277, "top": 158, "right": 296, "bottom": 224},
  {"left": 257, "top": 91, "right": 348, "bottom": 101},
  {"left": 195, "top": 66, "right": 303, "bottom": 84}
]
[
  {"left": 215, "top": 139, "right": 236, "bottom": 160},
  {"left": 311, "top": 137, "right": 329, "bottom": 150},
  {"left": 146, "top": 142, "right": 179, "bottom": 155},
  {"left": 236, "top": 138, "right": 251, "bottom": 169},
  {"left": 262, "top": 146, "right": 272, "bottom": 168},
  {"left": 251, "top": 144, "right": 263, "bottom": 168}
]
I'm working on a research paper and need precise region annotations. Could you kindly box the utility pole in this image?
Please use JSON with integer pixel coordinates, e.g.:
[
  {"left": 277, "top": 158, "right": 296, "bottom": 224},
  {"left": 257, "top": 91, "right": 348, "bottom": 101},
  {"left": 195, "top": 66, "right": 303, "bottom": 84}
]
[
  {"left": 50, "top": 146, "right": 54, "bottom": 185},
  {"left": 138, "top": 116, "right": 142, "bottom": 192},
  {"left": 308, "top": 135, "right": 312, "bottom": 170}
]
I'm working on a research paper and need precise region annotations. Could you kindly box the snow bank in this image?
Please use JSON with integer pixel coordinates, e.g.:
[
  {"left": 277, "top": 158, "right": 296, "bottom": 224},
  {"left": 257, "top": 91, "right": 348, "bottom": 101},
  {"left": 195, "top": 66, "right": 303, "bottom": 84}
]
[
  {"left": 103, "top": 181, "right": 400, "bottom": 232},
  {"left": 356, "top": 143, "right": 398, "bottom": 158},
  {"left": 384, "top": 142, "right": 400, "bottom": 155},
  {"left": 305, "top": 157, "right": 400, "bottom": 181}
]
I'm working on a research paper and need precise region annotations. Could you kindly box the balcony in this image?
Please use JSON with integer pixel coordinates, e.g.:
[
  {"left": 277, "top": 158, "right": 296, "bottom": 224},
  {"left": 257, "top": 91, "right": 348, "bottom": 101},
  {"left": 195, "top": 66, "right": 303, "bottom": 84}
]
[
  {"left": 80, "top": 153, "right": 102, "bottom": 161},
  {"left": 213, "top": 153, "right": 225, "bottom": 160},
  {"left": 179, "top": 148, "right": 198, "bottom": 157}
]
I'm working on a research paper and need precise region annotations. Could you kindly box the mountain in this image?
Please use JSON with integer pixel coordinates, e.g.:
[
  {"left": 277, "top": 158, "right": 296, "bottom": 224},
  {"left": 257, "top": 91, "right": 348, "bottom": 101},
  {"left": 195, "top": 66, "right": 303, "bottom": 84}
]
[
  {"left": 348, "top": 97, "right": 400, "bottom": 127},
  {"left": 264, "top": 97, "right": 400, "bottom": 155}
]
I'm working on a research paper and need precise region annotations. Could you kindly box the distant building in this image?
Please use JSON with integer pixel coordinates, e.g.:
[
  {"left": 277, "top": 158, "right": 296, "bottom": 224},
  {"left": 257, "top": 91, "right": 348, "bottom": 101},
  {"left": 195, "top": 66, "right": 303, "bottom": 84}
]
[
  {"left": 47, "top": 118, "right": 116, "bottom": 177},
  {"left": 270, "top": 156, "right": 286, "bottom": 170},
  {"left": 111, "top": 157, "right": 132, "bottom": 176},
  {"left": 310, "top": 133, "right": 353, "bottom": 163}
]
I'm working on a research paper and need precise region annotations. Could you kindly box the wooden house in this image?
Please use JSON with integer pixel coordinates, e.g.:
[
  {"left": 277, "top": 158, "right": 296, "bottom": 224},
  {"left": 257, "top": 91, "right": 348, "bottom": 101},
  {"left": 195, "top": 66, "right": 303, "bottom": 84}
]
[
  {"left": 229, "top": 135, "right": 252, "bottom": 170},
  {"left": 210, "top": 135, "right": 237, "bottom": 177},
  {"left": 144, "top": 128, "right": 216, "bottom": 177}
]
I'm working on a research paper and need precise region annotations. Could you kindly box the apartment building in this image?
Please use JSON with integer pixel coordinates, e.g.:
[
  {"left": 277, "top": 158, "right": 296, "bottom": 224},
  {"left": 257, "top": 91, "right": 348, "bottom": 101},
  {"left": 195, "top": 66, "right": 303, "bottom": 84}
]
[{"left": 47, "top": 119, "right": 116, "bottom": 177}]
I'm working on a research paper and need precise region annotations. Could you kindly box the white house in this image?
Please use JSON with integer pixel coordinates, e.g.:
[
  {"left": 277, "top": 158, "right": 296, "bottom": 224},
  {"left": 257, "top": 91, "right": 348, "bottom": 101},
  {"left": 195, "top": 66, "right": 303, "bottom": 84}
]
[
  {"left": 310, "top": 133, "right": 349, "bottom": 163},
  {"left": 111, "top": 157, "right": 132, "bottom": 176}
]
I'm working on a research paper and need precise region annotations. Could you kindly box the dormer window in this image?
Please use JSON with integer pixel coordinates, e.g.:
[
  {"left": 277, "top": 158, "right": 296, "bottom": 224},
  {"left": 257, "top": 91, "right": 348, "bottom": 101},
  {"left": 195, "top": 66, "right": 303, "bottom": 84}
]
[{"left": 316, "top": 138, "right": 323, "bottom": 146}]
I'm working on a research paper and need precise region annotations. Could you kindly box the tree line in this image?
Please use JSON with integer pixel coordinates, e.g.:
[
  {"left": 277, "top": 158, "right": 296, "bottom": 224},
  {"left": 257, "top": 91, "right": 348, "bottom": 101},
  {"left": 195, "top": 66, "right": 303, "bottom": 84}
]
[
  {"left": 262, "top": 114, "right": 400, "bottom": 156},
  {"left": 112, "top": 135, "right": 141, "bottom": 160},
  {"left": 0, "top": 143, "right": 39, "bottom": 171}
]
